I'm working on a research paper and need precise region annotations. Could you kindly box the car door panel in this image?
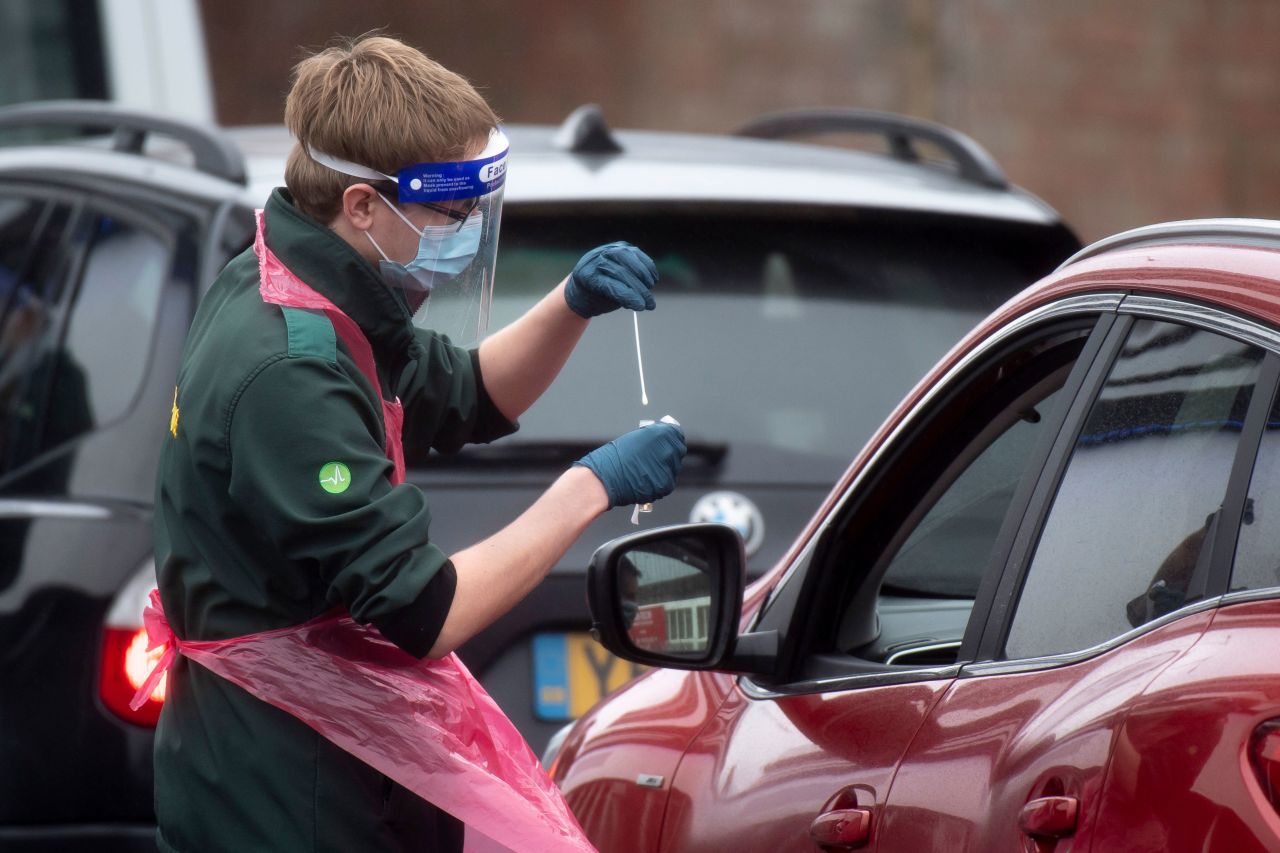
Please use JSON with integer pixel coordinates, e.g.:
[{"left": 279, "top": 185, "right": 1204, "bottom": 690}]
[
  {"left": 1092, "top": 598, "right": 1280, "bottom": 852},
  {"left": 878, "top": 610, "right": 1212, "bottom": 852},
  {"left": 557, "top": 667, "right": 737, "bottom": 853},
  {"left": 660, "top": 678, "right": 952, "bottom": 852}
]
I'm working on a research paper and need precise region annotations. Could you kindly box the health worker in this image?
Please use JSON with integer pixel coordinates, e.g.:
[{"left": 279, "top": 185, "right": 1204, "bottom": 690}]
[{"left": 146, "top": 35, "right": 684, "bottom": 853}]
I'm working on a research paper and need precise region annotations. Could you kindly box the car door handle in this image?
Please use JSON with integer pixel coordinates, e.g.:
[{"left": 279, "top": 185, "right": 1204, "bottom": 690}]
[
  {"left": 809, "top": 807, "right": 872, "bottom": 850},
  {"left": 1018, "top": 795, "right": 1078, "bottom": 839}
]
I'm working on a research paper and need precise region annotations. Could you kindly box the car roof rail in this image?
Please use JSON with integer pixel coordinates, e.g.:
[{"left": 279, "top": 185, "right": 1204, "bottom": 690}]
[
  {"left": 733, "top": 108, "right": 1008, "bottom": 190},
  {"left": 553, "top": 104, "right": 624, "bottom": 155},
  {"left": 1058, "top": 218, "right": 1280, "bottom": 270},
  {"left": 0, "top": 100, "right": 247, "bottom": 186}
]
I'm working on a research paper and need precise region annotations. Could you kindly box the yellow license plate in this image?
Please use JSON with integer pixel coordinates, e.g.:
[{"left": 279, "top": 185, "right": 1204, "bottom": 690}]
[{"left": 532, "top": 632, "right": 647, "bottom": 721}]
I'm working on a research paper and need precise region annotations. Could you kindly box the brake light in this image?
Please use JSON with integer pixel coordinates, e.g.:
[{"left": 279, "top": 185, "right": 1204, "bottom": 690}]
[
  {"left": 1249, "top": 719, "right": 1280, "bottom": 812},
  {"left": 99, "top": 560, "right": 165, "bottom": 727},
  {"left": 100, "top": 627, "right": 165, "bottom": 726},
  {"left": 125, "top": 629, "right": 168, "bottom": 700}
]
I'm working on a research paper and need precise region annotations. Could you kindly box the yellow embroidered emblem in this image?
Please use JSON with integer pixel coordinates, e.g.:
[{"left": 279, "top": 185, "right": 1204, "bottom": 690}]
[{"left": 170, "top": 387, "right": 180, "bottom": 437}]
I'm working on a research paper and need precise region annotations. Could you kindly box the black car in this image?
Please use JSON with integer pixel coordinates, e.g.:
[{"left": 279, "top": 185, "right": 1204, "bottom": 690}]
[{"left": 0, "top": 100, "right": 1077, "bottom": 850}]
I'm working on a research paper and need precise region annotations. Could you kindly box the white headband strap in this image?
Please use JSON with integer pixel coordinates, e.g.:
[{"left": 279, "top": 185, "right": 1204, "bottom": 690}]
[{"left": 305, "top": 145, "right": 397, "bottom": 183}]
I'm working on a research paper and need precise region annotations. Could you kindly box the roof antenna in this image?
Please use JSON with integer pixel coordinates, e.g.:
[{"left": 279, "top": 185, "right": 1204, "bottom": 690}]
[{"left": 553, "top": 104, "right": 623, "bottom": 155}]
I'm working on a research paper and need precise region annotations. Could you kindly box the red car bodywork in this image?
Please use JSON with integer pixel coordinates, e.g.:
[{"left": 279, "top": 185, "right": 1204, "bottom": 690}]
[{"left": 552, "top": 237, "right": 1280, "bottom": 852}]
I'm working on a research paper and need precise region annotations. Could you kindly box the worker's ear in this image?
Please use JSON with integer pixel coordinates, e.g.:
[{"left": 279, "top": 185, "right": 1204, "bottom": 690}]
[{"left": 339, "top": 183, "right": 381, "bottom": 230}]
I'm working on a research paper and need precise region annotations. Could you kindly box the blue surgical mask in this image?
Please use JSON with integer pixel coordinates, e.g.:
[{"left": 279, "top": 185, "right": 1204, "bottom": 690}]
[{"left": 366, "top": 194, "right": 484, "bottom": 293}]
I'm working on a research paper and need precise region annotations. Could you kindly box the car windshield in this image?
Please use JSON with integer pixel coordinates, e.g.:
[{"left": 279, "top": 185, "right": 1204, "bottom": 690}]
[{"left": 475, "top": 207, "right": 1070, "bottom": 485}]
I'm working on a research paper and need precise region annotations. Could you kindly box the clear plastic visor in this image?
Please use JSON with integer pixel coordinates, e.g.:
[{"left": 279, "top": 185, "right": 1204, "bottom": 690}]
[
  {"left": 307, "top": 128, "right": 508, "bottom": 345},
  {"left": 395, "top": 186, "right": 503, "bottom": 346}
]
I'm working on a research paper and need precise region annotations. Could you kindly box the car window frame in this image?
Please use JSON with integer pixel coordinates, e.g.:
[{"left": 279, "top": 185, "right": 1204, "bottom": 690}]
[
  {"left": 740, "top": 293, "right": 1125, "bottom": 698},
  {"left": 968, "top": 294, "right": 1280, "bottom": 677},
  {"left": 1227, "top": 367, "right": 1280, "bottom": 598}
]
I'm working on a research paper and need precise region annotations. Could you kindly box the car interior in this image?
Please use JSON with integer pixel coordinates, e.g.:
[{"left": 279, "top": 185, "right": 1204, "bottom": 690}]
[{"left": 824, "top": 322, "right": 1097, "bottom": 669}]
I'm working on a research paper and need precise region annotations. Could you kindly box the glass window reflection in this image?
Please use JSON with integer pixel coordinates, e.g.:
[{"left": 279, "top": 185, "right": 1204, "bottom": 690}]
[
  {"left": 0, "top": 201, "right": 169, "bottom": 480},
  {"left": 1006, "top": 319, "right": 1263, "bottom": 660},
  {"left": 0, "top": 197, "right": 79, "bottom": 476},
  {"left": 620, "top": 537, "right": 714, "bottom": 658},
  {"left": 483, "top": 213, "right": 1059, "bottom": 485}
]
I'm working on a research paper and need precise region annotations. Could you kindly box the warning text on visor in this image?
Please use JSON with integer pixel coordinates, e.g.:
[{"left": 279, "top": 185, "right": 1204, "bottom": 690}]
[{"left": 398, "top": 151, "right": 508, "bottom": 203}]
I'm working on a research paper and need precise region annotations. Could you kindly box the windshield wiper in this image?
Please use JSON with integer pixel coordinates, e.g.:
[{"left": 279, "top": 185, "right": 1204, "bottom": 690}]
[{"left": 425, "top": 439, "right": 728, "bottom": 471}]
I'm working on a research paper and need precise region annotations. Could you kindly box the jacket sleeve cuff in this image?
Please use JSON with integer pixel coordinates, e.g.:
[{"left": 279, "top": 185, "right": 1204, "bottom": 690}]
[
  {"left": 468, "top": 349, "right": 519, "bottom": 444},
  {"left": 373, "top": 560, "right": 458, "bottom": 658}
]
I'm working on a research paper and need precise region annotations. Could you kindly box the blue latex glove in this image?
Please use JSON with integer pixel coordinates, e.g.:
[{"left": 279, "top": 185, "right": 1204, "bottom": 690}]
[
  {"left": 575, "top": 421, "right": 686, "bottom": 509},
  {"left": 564, "top": 241, "right": 659, "bottom": 318}
]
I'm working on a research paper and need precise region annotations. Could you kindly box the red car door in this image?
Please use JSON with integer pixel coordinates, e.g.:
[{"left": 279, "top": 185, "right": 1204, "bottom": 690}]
[
  {"left": 879, "top": 613, "right": 1212, "bottom": 851},
  {"left": 657, "top": 306, "right": 1115, "bottom": 851},
  {"left": 881, "top": 309, "right": 1273, "bottom": 850},
  {"left": 1092, "top": 600, "right": 1280, "bottom": 851},
  {"left": 660, "top": 678, "right": 952, "bottom": 851},
  {"left": 1089, "top": 369, "right": 1280, "bottom": 851}
]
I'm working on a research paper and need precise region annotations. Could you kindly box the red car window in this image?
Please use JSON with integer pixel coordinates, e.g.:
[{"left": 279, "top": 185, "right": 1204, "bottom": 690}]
[
  {"left": 1006, "top": 318, "right": 1265, "bottom": 659},
  {"left": 824, "top": 320, "right": 1095, "bottom": 665}
]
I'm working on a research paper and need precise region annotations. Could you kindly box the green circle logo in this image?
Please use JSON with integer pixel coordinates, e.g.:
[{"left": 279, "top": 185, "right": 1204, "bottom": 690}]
[{"left": 318, "top": 461, "right": 351, "bottom": 494}]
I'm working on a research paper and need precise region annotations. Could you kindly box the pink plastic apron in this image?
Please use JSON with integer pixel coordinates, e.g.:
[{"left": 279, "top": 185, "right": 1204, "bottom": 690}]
[{"left": 132, "top": 211, "right": 595, "bottom": 853}]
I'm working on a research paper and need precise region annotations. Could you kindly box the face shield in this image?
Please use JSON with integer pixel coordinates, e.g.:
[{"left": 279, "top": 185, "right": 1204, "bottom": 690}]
[{"left": 308, "top": 128, "right": 508, "bottom": 345}]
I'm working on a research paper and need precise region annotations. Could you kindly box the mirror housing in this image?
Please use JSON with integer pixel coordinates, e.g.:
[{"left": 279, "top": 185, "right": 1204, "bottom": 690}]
[{"left": 587, "top": 523, "right": 777, "bottom": 674}]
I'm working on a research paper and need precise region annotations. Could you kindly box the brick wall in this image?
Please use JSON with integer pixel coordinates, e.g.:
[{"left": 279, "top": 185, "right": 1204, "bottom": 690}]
[{"left": 202, "top": 0, "right": 1280, "bottom": 242}]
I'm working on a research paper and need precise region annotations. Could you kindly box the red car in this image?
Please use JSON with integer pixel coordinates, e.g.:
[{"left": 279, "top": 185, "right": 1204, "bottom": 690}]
[{"left": 551, "top": 219, "right": 1280, "bottom": 852}]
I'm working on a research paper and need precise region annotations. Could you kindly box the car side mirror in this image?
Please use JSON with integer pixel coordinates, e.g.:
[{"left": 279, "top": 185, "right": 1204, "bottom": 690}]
[{"left": 587, "top": 523, "right": 777, "bottom": 674}]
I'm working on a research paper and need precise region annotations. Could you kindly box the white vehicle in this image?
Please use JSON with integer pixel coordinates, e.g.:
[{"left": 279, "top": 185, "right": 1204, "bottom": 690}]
[{"left": 1, "top": 0, "right": 213, "bottom": 122}]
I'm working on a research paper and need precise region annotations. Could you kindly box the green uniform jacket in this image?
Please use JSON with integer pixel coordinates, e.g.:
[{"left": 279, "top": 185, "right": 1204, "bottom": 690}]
[{"left": 152, "top": 189, "right": 516, "bottom": 852}]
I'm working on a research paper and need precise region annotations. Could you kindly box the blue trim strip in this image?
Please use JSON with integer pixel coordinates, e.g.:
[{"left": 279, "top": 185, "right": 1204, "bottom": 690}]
[{"left": 1078, "top": 417, "right": 1250, "bottom": 446}]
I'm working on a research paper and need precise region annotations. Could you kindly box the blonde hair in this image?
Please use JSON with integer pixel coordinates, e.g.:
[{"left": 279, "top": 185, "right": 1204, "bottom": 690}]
[{"left": 284, "top": 34, "right": 499, "bottom": 223}]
